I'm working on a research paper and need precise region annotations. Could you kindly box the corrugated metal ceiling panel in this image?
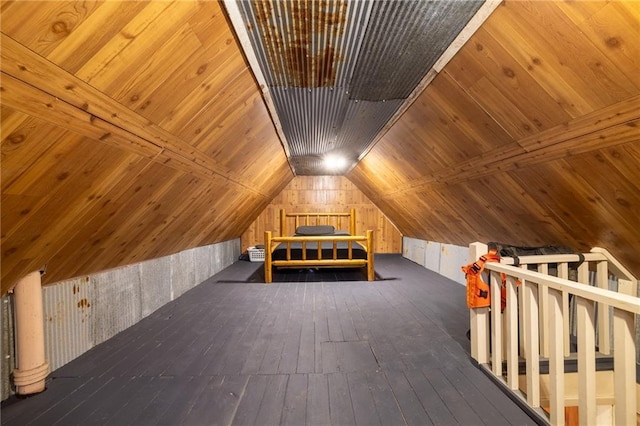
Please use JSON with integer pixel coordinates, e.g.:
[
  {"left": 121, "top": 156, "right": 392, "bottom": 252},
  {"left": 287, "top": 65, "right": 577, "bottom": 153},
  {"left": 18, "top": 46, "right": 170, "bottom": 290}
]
[
  {"left": 335, "top": 98, "right": 404, "bottom": 158},
  {"left": 349, "top": 0, "right": 484, "bottom": 101},
  {"left": 271, "top": 87, "right": 348, "bottom": 156},
  {"left": 234, "top": 0, "right": 486, "bottom": 175},
  {"left": 239, "top": 0, "right": 371, "bottom": 88}
]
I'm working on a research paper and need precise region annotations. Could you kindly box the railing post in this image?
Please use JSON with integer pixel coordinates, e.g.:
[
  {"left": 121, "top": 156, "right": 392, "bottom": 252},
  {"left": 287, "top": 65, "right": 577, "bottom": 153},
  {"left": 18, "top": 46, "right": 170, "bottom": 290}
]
[
  {"left": 469, "top": 242, "right": 489, "bottom": 364},
  {"left": 523, "top": 279, "right": 540, "bottom": 408},
  {"left": 595, "top": 260, "right": 611, "bottom": 355},
  {"left": 519, "top": 265, "right": 528, "bottom": 357},
  {"left": 505, "top": 275, "right": 519, "bottom": 391},
  {"left": 483, "top": 253, "right": 638, "bottom": 424},
  {"left": 366, "top": 230, "right": 374, "bottom": 281},
  {"left": 576, "top": 296, "right": 596, "bottom": 425},
  {"left": 613, "top": 306, "right": 636, "bottom": 425},
  {"left": 490, "top": 272, "right": 503, "bottom": 376},
  {"left": 617, "top": 278, "right": 636, "bottom": 297},
  {"left": 557, "top": 262, "right": 571, "bottom": 356},
  {"left": 576, "top": 261, "right": 597, "bottom": 426},
  {"left": 537, "top": 263, "right": 549, "bottom": 358},
  {"left": 548, "top": 288, "right": 565, "bottom": 425}
]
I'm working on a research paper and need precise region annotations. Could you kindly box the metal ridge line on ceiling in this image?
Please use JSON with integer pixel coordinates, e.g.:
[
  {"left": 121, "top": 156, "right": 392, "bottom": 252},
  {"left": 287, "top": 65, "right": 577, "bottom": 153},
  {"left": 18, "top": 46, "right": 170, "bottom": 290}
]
[{"left": 224, "top": 0, "right": 501, "bottom": 176}]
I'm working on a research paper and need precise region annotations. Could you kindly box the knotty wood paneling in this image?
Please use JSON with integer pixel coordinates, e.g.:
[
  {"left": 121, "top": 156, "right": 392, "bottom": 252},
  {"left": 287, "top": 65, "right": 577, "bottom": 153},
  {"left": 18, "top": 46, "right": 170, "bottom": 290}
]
[
  {"left": 1, "top": 1, "right": 293, "bottom": 291},
  {"left": 241, "top": 176, "right": 402, "bottom": 254},
  {"left": 2, "top": 0, "right": 639, "bottom": 291},
  {"left": 349, "top": 1, "right": 640, "bottom": 275}
]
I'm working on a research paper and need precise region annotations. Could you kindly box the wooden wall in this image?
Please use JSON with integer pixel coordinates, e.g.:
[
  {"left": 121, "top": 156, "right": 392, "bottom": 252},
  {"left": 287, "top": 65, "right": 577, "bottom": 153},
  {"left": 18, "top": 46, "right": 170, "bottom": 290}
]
[
  {"left": 1, "top": 1, "right": 293, "bottom": 291},
  {"left": 2, "top": 0, "right": 639, "bottom": 292},
  {"left": 348, "top": 1, "right": 640, "bottom": 276},
  {"left": 241, "top": 176, "right": 403, "bottom": 254}
]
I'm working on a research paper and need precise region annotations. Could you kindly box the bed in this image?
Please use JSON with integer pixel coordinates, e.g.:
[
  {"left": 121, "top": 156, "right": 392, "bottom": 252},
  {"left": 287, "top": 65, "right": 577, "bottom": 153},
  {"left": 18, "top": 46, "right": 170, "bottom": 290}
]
[{"left": 264, "top": 209, "right": 375, "bottom": 283}]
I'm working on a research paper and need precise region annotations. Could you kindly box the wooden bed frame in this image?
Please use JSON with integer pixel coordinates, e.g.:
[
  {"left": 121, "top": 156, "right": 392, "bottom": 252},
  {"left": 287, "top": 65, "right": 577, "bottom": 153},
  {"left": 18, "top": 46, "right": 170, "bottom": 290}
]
[{"left": 264, "top": 209, "right": 375, "bottom": 283}]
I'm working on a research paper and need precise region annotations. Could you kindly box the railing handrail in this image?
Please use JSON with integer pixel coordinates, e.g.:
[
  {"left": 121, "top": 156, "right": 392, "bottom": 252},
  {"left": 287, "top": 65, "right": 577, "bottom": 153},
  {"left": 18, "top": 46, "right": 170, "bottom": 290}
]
[
  {"left": 485, "top": 262, "right": 640, "bottom": 314},
  {"left": 499, "top": 250, "right": 638, "bottom": 281},
  {"left": 499, "top": 252, "right": 603, "bottom": 266},
  {"left": 468, "top": 242, "right": 638, "bottom": 425},
  {"left": 590, "top": 247, "right": 637, "bottom": 282}
]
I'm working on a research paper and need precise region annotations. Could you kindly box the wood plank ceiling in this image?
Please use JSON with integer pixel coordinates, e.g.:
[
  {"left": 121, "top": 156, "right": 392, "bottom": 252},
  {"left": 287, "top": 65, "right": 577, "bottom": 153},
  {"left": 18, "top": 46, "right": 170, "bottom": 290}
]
[
  {"left": 1, "top": 0, "right": 639, "bottom": 291},
  {"left": 0, "top": 1, "right": 293, "bottom": 290},
  {"left": 348, "top": 1, "right": 640, "bottom": 274}
]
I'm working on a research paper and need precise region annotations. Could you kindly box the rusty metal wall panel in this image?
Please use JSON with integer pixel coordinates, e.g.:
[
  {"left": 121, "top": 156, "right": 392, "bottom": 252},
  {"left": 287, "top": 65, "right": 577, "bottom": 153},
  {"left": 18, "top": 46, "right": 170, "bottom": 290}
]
[
  {"left": 1, "top": 295, "right": 15, "bottom": 401},
  {"left": 42, "top": 277, "right": 93, "bottom": 372},
  {"left": 5, "top": 240, "right": 240, "bottom": 384}
]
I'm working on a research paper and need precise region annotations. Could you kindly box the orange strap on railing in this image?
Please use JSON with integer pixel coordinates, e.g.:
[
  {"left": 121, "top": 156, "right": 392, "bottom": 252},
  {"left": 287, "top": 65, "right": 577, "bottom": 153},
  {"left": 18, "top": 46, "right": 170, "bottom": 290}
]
[{"left": 462, "top": 249, "right": 503, "bottom": 309}]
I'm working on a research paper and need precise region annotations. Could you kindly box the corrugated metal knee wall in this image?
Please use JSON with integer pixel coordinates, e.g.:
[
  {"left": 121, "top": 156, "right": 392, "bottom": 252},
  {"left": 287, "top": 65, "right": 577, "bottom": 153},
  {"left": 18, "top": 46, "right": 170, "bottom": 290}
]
[
  {"left": 1, "top": 239, "right": 240, "bottom": 401},
  {"left": 1, "top": 295, "right": 16, "bottom": 400}
]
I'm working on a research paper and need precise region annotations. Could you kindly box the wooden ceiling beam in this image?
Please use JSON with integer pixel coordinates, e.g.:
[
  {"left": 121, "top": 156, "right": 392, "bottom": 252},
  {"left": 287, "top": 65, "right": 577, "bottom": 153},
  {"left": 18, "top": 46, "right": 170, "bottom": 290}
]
[
  {"left": 376, "top": 94, "right": 640, "bottom": 200},
  {"left": 1, "top": 72, "right": 163, "bottom": 159},
  {"left": 0, "top": 33, "right": 268, "bottom": 198}
]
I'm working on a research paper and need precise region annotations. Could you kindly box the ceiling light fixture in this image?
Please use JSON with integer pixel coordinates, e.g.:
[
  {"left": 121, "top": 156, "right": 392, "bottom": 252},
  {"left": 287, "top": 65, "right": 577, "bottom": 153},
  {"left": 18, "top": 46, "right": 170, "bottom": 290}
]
[{"left": 324, "top": 155, "right": 348, "bottom": 172}]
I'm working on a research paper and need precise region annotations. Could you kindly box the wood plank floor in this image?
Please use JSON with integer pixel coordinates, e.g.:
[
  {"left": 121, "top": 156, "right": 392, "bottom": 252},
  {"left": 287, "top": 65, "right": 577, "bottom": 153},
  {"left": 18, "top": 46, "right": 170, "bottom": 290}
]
[{"left": 1, "top": 255, "right": 537, "bottom": 425}]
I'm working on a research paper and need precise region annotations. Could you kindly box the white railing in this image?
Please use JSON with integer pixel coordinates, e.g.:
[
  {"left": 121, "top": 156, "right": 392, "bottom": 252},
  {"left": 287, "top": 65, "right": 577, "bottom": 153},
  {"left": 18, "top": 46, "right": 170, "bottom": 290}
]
[{"left": 468, "top": 243, "right": 639, "bottom": 425}]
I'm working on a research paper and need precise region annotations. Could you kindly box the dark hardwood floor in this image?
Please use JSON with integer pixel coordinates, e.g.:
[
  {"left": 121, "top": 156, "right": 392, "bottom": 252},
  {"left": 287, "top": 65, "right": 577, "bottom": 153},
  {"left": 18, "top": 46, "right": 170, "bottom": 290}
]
[{"left": 1, "top": 255, "right": 536, "bottom": 425}]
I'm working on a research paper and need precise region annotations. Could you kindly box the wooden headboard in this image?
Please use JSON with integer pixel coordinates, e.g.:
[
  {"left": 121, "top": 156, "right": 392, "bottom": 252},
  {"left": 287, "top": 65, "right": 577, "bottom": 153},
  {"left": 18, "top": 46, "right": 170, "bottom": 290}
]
[{"left": 279, "top": 209, "right": 356, "bottom": 236}]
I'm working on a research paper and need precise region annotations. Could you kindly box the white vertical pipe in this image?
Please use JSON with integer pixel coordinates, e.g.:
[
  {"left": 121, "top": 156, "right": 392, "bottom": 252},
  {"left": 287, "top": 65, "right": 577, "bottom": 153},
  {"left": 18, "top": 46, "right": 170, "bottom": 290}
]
[{"left": 12, "top": 271, "right": 49, "bottom": 395}]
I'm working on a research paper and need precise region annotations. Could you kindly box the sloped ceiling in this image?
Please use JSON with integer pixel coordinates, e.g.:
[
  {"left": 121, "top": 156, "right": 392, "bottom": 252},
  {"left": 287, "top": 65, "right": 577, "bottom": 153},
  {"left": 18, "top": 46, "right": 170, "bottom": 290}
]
[
  {"left": 1, "top": 0, "right": 639, "bottom": 291},
  {"left": 227, "top": 0, "right": 487, "bottom": 175},
  {"left": 1, "top": 1, "right": 293, "bottom": 290},
  {"left": 348, "top": 1, "right": 640, "bottom": 274}
]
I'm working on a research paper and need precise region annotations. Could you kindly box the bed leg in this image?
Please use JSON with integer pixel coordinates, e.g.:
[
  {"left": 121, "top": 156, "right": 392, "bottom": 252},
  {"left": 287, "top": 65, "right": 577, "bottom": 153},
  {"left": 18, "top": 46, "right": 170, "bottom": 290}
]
[
  {"left": 366, "top": 230, "right": 374, "bottom": 281},
  {"left": 264, "top": 231, "right": 272, "bottom": 284},
  {"left": 265, "top": 264, "right": 272, "bottom": 283}
]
